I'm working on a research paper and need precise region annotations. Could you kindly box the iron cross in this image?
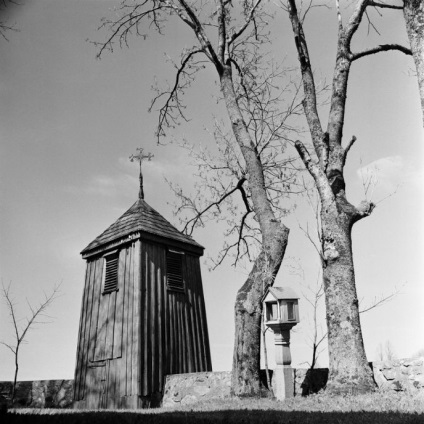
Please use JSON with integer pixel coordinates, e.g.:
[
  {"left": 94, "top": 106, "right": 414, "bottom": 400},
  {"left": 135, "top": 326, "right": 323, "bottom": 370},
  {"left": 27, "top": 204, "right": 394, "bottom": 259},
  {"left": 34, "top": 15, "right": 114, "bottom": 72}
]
[{"left": 129, "top": 148, "right": 154, "bottom": 200}]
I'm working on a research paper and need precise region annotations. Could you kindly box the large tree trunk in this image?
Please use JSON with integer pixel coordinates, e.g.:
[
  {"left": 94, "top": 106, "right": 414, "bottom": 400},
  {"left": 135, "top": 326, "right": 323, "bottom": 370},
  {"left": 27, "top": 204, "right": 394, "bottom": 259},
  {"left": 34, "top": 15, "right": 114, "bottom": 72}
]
[
  {"left": 320, "top": 198, "right": 375, "bottom": 394},
  {"left": 219, "top": 65, "right": 290, "bottom": 396},
  {"left": 403, "top": 0, "right": 424, "bottom": 125},
  {"left": 231, "top": 231, "right": 288, "bottom": 396},
  {"left": 296, "top": 138, "right": 376, "bottom": 394},
  {"left": 289, "top": 0, "right": 379, "bottom": 394}
]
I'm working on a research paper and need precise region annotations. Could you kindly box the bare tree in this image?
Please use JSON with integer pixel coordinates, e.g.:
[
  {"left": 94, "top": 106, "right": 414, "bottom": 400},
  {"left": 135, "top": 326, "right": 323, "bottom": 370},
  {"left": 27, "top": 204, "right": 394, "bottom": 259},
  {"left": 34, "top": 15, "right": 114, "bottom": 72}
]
[
  {"left": 285, "top": 0, "right": 411, "bottom": 394},
  {"left": 403, "top": 0, "right": 424, "bottom": 124},
  {"left": 376, "top": 340, "right": 397, "bottom": 361},
  {"left": 0, "top": 0, "right": 19, "bottom": 40},
  {"left": 0, "top": 282, "right": 60, "bottom": 404},
  {"left": 95, "top": 0, "right": 304, "bottom": 397}
]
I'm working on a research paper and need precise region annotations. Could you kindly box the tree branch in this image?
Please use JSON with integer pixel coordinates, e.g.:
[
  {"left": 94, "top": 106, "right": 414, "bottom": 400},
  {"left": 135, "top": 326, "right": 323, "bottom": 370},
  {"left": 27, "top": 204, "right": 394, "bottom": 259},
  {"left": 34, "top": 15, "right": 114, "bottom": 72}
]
[
  {"left": 287, "top": 0, "right": 326, "bottom": 163},
  {"left": 342, "top": 135, "right": 357, "bottom": 166},
  {"left": 352, "top": 199, "right": 376, "bottom": 223},
  {"left": 228, "top": 0, "right": 264, "bottom": 46},
  {"left": 345, "top": 0, "right": 370, "bottom": 42},
  {"left": 177, "top": 0, "right": 223, "bottom": 71},
  {"left": 149, "top": 48, "right": 204, "bottom": 142},
  {"left": 182, "top": 177, "right": 247, "bottom": 235},
  {"left": 359, "top": 286, "right": 401, "bottom": 314},
  {"left": 351, "top": 43, "right": 412, "bottom": 61},
  {"left": 368, "top": 1, "right": 403, "bottom": 9},
  {"left": 294, "top": 140, "right": 321, "bottom": 181}
]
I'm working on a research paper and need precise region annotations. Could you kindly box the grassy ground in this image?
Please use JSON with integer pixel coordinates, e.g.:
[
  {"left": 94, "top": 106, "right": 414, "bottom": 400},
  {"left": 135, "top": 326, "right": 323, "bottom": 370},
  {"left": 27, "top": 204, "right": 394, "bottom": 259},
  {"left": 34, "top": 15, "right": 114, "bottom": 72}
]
[{"left": 3, "top": 390, "right": 424, "bottom": 423}]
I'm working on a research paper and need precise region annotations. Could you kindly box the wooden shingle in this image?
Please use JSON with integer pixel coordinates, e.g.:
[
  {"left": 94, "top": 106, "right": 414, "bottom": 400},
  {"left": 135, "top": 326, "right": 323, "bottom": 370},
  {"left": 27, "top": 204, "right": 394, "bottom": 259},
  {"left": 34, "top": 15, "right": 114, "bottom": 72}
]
[{"left": 81, "top": 199, "right": 203, "bottom": 257}]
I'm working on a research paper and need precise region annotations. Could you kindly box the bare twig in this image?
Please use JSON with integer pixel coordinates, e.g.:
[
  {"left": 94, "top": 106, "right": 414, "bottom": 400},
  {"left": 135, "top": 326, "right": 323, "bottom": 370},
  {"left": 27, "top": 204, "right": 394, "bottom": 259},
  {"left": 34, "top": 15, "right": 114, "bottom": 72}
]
[{"left": 1, "top": 281, "right": 61, "bottom": 404}]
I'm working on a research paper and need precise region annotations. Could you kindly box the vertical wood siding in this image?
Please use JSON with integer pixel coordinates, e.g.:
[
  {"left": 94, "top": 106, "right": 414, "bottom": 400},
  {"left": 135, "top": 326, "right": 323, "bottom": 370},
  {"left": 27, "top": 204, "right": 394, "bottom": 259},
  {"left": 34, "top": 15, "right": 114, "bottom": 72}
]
[
  {"left": 74, "top": 239, "right": 211, "bottom": 409},
  {"left": 139, "top": 242, "right": 212, "bottom": 397}
]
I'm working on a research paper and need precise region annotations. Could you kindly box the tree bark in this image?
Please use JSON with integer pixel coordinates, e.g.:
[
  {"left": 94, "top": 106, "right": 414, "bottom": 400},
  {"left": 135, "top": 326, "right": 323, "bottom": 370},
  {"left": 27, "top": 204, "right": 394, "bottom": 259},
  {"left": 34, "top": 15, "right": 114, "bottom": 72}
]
[
  {"left": 403, "top": 0, "right": 424, "bottom": 125},
  {"left": 320, "top": 197, "right": 375, "bottom": 394},
  {"left": 220, "top": 64, "right": 290, "bottom": 396},
  {"left": 296, "top": 138, "right": 376, "bottom": 394},
  {"left": 289, "top": 0, "right": 378, "bottom": 394}
]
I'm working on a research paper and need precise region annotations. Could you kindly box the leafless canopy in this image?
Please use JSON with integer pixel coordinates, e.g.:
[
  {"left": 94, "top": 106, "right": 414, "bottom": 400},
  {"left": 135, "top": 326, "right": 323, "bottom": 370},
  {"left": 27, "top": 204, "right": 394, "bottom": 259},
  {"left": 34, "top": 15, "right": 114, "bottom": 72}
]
[
  {"left": 96, "top": 1, "right": 304, "bottom": 267},
  {"left": 0, "top": 0, "right": 19, "bottom": 40},
  {"left": 1, "top": 281, "right": 61, "bottom": 402}
]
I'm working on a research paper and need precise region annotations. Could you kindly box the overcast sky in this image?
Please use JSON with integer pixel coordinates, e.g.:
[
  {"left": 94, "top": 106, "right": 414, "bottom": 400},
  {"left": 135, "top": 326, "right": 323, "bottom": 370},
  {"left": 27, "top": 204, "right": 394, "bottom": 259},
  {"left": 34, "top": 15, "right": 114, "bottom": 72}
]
[{"left": 0, "top": 0, "right": 423, "bottom": 381}]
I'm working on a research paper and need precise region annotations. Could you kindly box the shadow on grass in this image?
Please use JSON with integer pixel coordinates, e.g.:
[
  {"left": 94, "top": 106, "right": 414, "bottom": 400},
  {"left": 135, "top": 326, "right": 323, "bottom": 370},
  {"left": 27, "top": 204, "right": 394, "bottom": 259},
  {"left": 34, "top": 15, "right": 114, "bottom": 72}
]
[{"left": 4, "top": 409, "right": 424, "bottom": 424}]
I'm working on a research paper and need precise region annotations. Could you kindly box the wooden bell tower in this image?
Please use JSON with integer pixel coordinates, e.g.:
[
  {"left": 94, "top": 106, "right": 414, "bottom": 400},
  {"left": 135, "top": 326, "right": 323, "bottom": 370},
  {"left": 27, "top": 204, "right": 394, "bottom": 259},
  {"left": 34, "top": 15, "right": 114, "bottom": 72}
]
[{"left": 73, "top": 150, "right": 212, "bottom": 409}]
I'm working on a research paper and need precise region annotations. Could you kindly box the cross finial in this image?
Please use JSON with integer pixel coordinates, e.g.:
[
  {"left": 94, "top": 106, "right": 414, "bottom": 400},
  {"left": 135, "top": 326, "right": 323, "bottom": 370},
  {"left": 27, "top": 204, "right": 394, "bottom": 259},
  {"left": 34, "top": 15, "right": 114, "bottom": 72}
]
[{"left": 129, "top": 147, "right": 154, "bottom": 200}]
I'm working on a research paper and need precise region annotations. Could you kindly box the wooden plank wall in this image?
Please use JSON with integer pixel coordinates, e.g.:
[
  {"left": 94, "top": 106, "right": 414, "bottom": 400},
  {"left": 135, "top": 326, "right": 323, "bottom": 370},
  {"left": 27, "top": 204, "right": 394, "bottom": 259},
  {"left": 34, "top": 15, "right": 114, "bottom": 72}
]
[
  {"left": 139, "top": 242, "right": 212, "bottom": 397},
  {"left": 74, "top": 239, "right": 211, "bottom": 408},
  {"left": 74, "top": 241, "right": 141, "bottom": 408}
]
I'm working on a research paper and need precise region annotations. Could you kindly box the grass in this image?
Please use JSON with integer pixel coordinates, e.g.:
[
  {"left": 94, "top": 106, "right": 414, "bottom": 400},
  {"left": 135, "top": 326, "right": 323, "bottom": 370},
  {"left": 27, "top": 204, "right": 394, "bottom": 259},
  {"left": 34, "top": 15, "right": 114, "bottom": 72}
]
[{"left": 3, "top": 390, "right": 424, "bottom": 423}]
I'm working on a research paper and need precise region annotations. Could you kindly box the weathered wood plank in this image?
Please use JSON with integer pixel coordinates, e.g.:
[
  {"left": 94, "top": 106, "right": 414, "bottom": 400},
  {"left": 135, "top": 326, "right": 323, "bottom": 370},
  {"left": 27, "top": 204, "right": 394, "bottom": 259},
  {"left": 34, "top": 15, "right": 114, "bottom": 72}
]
[
  {"left": 151, "top": 243, "right": 157, "bottom": 392},
  {"left": 182, "top": 292, "right": 189, "bottom": 373},
  {"left": 131, "top": 240, "right": 141, "bottom": 396},
  {"left": 163, "top": 250, "right": 170, "bottom": 378},
  {"left": 82, "top": 259, "right": 103, "bottom": 397},
  {"left": 177, "top": 293, "right": 183, "bottom": 373},
  {"left": 168, "top": 291, "right": 175, "bottom": 375},
  {"left": 78, "top": 261, "right": 95, "bottom": 398},
  {"left": 194, "top": 258, "right": 212, "bottom": 370},
  {"left": 189, "top": 261, "right": 204, "bottom": 371},
  {"left": 74, "top": 261, "right": 91, "bottom": 400},
  {"left": 104, "top": 291, "right": 116, "bottom": 359},
  {"left": 143, "top": 243, "right": 150, "bottom": 395},
  {"left": 184, "top": 256, "right": 197, "bottom": 372},
  {"left": 139, "top": 243, "right": 146, "bottom": 395},
  {"left": 94, "top": 289, "right": 109, "bottom": 361},
  {"left": 86, "top": 362, "right": 105, "bottom": 409},
  {"left": 183, "top": 256, "right": 194, "bottom": 372},
  {"left": 125, "top": 243, "right": 133, "bottom": 395},
  {"left": 106, "top": 360, "right": 117, "bottom": 409},
  {"left": 113, "top": 248, "right": 126, "bottom": 359},
  {"left": 113, "top": 357, "right": 121, "bottom": 405},
  {"left": 157, "top": 250, "right": 164, "bottom": 391}
]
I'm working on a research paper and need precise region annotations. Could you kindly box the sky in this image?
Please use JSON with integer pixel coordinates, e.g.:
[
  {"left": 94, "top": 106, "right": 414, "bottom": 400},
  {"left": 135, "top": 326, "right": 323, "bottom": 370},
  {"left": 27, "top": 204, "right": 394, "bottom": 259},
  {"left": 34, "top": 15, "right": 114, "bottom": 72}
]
[{"left": 0, "top": 0, "right": 423, "bottom": 382}]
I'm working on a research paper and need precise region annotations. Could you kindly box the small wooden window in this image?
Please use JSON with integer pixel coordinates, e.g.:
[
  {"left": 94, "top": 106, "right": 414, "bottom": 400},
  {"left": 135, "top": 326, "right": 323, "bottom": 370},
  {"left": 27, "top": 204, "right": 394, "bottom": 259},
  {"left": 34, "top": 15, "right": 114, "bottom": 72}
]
[
  {"left": 167, "top": 250, "right": 184, "bottom": 291},
  {"left": 287, "top": 302, "right": 295, "bottom": 321},
  {"left": 103, "top": 251, "right": 119, "bottom": 294},
  {"left": 266, "top": 302, "right": 278, "bottom": 321}
]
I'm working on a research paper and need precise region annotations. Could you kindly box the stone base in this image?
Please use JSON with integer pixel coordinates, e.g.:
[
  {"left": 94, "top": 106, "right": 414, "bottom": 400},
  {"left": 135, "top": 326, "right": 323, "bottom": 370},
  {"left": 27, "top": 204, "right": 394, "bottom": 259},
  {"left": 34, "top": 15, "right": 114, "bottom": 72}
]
[
  {"left": 162, "top": 371, "right": 232, "bottom": 407},
  {"left": 0, "top": 380, "right": 73, "bottom": 409},
  {"left": 272, "top": 367, "right": 294, "bottom": 401}
]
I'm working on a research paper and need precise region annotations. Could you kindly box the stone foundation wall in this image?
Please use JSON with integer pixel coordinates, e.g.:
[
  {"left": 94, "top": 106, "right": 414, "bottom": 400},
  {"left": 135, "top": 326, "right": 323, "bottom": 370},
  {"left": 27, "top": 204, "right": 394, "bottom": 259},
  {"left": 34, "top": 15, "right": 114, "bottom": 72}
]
[
  {"left": 2, "top": 357, "right": 423, "bottom": 409},
  {"left": 0, "top": 380, "right": 73, "bottom": 409},
  {"left": 372, "top": 357, "right": 424, "bottom": 391},
  {"left": 162, "top": 371, "right": 232, "bottom": 407},
  {"left": 162, "top": 357, "right": 424, "bottom": 407}
]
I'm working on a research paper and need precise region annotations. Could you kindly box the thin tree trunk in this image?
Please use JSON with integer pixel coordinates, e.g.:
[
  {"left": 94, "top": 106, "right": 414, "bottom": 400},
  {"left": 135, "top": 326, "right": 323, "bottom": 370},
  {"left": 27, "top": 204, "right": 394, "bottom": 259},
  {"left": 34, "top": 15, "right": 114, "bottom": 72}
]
[
  {"left": 403, "top": 0, "right": 424, "bottom": 125},
  {"left": 12, "top": 347, "right": 19, "bottom": 404}
]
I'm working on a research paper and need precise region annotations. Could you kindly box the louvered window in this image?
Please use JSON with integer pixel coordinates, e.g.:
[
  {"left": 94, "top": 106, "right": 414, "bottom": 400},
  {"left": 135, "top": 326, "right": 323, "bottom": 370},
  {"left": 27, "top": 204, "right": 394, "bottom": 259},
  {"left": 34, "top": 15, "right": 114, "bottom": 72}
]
[
  {"left": 102, "top": 251, "right": 119, "bottom": 294},
  {"left": 167, "top": 250, "right": 184, "bottom": 291}
]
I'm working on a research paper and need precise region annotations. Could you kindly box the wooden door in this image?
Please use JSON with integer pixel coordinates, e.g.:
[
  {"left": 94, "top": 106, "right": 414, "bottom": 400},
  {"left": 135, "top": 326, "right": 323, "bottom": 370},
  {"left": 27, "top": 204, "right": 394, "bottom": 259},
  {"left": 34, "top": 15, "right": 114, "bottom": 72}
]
[{"left": 85, "top": 362, "right": 106, "bottom": 409}]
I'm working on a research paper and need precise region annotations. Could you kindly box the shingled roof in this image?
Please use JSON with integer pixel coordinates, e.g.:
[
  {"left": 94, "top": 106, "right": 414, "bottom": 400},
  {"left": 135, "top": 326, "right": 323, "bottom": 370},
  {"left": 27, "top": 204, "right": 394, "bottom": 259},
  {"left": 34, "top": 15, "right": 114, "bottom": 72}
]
[
  {"left": 81, "top": 199, "right": 203, "bottom": 256},
  {"left": 267, "top": 287, "right": 300, "bottom": 300}
]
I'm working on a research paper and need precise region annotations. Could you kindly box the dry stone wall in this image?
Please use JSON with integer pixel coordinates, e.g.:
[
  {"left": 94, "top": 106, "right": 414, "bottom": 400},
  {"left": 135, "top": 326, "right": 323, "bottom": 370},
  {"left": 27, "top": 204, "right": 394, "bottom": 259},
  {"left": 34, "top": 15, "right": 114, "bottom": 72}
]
[
  {"left": 162, "top": 357, "right": 424, "bottom": 407},
  {"left": 162, "top": 371, "right": 232, "bottom": 407},
  {"left": 372, "top": 357, "right": 424, "bottom": 391},
  {"left": 0, "top": 380, "right": 73, "bottom": 409},
  {"left": 1, "top": 357, "right": 422, "bottom": 409}
]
